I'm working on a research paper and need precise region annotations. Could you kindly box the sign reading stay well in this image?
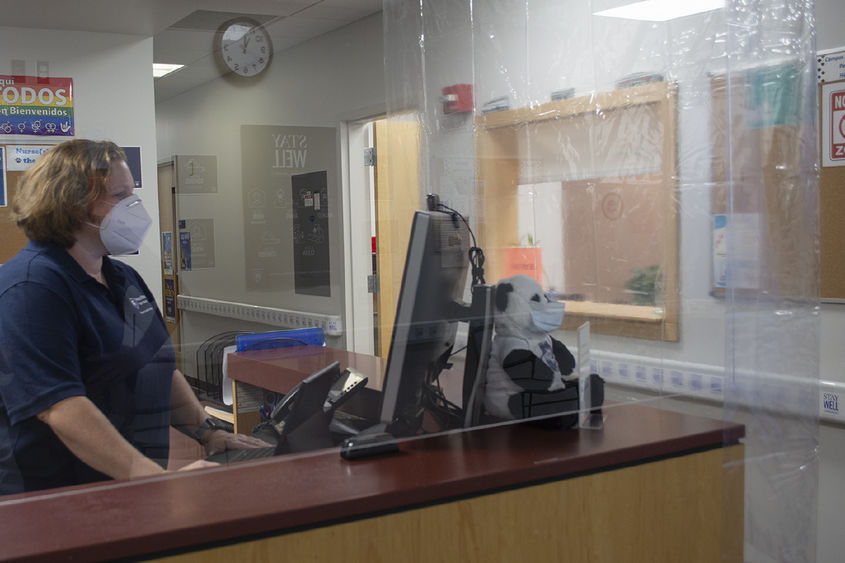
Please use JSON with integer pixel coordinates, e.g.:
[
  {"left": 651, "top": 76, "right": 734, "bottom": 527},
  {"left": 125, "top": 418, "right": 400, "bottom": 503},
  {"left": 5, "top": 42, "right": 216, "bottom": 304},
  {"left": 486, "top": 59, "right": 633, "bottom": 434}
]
[{"left": 0, "top": 75, "right": 74, "bottom": 136}]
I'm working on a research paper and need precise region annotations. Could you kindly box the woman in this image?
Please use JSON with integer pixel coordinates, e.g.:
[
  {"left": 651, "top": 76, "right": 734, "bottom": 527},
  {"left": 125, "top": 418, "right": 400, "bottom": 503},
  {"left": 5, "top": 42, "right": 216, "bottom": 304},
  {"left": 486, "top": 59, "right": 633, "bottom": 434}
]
[{"left": 0, "top": 140, "right": 267, "bottom": 494}]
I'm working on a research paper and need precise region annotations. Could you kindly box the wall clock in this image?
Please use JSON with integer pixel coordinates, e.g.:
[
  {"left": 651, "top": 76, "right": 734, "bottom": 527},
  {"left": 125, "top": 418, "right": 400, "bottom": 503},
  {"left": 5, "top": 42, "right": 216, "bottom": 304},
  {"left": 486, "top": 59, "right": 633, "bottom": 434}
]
[{"left": 214, "top": 17, "right": 273, "bottom": 79}]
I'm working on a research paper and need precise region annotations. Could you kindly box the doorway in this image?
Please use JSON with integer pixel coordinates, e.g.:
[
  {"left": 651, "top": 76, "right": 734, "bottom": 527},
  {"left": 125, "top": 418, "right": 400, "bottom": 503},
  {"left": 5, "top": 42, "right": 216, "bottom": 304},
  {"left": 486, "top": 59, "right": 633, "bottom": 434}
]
[
  {"left": 343, "top": 117, "right": 381, "bottom": 357},
  {"left": 342, "top": 115, "right": 421, "bottom": 359}
]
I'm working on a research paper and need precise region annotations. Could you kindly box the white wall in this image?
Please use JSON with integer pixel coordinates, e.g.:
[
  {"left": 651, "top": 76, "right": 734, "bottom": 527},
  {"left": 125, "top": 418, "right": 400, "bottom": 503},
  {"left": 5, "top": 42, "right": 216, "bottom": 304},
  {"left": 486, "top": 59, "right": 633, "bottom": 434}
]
[
  {"left": 155, "top": 14, "right": 384, "bottom": 353},
  {"left": 0, "top": 27, "right": 162, "bottom": 305},
  {"left": 816, "top": 0, "right": 845, "bottom": 52}
]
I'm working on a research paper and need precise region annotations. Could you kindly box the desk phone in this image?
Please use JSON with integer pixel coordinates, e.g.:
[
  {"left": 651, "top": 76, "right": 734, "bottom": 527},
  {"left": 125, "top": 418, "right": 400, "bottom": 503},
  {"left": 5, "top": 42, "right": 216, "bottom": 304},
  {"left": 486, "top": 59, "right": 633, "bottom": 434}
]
[{"left": 207, "top": 362, "right": 368, "bottom": 464}]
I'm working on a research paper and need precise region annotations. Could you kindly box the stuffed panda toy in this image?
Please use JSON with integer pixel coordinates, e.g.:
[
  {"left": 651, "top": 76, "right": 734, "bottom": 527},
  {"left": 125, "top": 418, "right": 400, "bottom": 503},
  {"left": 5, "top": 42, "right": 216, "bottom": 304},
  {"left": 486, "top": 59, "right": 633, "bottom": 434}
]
[{"left": 483, "top": 274, "right": 603, "bottom": 428}]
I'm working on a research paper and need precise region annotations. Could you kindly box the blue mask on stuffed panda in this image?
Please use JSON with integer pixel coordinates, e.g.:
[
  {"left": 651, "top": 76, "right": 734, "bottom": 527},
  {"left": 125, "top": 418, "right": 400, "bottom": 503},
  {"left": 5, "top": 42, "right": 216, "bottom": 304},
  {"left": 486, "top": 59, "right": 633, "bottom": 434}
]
[
  {"left": 530, "top": 300, "right": 565, "bottom": 332},
  {"left": 495, "top": 274, "right": 565, "bottom": 336}
]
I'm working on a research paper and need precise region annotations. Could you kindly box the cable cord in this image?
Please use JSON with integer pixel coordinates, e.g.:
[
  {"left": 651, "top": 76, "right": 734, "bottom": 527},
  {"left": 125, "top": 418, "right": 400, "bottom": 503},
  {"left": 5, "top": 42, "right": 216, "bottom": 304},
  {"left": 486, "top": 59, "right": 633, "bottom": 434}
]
[
  {"left": 423, "top": 380, "right": 463, "bottom": 430},
  {"left": 437, "top": 202, "right": 486, "bottom": 286}
]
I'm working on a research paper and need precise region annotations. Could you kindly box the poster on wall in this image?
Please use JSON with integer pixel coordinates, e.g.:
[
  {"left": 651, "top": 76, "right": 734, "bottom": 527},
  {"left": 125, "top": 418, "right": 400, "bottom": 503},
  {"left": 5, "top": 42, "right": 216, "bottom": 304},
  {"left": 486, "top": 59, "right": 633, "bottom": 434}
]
[
  {"left": 0, "top": 75, "right": 74, "bottom": 136},
  {"left": 161, "top": 231, "right": 173, "bottom": 275},
  {"left": 712, "top": 213, "right": 761, "bottom": 291},
  {"left": 180, "top": 218, "right": 215, "bottom": 269},
  {"left": 163, "top": 278, "right": 177, "bottom": 323},
  {"left": 121, "top": 146, "right": 142, "bottom": 188},
  {"left": 6, "top": 145, "right": 52, "bottom": 171},
  {"left": 821, "top": 80, "right": 845, "bottom": 167},
  {"left": 241, "top": 124, "right": 336, "bottom": 292},
  {"left": 175, "top": 155, "right": 217, "bottom": 194},
  {"left": 179, "top": 229, "right": 192, "bottom": 271},
  {"left": 291, "top": 171, "right": 330, "bottom": 296},
  {"left": 817, "top": 48, "right": 845, "bottom": 83}
]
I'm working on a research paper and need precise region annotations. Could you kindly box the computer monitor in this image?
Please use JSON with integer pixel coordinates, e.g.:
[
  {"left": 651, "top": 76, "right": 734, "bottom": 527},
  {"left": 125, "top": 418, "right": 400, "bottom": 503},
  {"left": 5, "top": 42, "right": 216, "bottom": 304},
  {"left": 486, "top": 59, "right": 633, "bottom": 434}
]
[{"left": 377, "top": 198, "right": 494, "bottom": 437}]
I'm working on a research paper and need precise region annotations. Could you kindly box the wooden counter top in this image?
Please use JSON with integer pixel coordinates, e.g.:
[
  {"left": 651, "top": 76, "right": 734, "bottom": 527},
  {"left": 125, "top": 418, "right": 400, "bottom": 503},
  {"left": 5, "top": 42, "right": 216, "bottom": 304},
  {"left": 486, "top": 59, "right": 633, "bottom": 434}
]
[
  {"left": 0, "top": 403, "right": 744, "bottom": 562},
  {"left": 226, "top": 345, "right": 386, "bottom": 393}
]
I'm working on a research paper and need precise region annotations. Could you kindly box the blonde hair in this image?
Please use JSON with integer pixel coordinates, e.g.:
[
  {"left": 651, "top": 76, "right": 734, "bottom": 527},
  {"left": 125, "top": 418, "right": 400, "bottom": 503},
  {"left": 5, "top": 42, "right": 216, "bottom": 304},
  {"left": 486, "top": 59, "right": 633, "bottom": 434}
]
[{"left": 12, "top": 140, "right": 127, "bottom": 248}]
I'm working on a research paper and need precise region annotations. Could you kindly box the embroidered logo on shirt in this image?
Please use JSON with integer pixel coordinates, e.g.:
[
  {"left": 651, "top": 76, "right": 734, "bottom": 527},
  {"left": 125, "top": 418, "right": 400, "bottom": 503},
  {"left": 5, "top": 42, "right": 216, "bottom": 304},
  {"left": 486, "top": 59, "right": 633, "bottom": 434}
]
[{"left": 128, "top": 295, "right": 154, "bottom": 315}]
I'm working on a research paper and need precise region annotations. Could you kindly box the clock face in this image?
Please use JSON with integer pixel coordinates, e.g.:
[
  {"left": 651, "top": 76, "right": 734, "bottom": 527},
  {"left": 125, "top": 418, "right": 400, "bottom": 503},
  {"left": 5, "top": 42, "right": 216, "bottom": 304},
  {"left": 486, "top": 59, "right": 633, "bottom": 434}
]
[{"left": 215, "top": 18, "right": 273, "bottom": 78}]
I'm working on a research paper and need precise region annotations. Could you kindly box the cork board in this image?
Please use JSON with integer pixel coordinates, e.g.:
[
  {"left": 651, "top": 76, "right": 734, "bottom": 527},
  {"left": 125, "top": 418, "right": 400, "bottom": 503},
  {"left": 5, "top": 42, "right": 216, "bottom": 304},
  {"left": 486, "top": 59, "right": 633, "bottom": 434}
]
[
  {"left": 0, "top": 149, "right": 29, "bottom": 263},
  {"left": 819, "top": 79, "right": 845, "bottom": 300},
  {"left": 710, "top": 70, "right": 819, "bottom": 299}
]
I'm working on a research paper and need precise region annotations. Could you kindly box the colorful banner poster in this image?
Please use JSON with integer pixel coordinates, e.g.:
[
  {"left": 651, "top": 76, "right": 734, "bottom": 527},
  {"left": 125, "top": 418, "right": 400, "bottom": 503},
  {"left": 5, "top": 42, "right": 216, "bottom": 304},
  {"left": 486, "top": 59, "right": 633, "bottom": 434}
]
[{"left": 0, "top": 75, "right": 74, "bottom": 136}]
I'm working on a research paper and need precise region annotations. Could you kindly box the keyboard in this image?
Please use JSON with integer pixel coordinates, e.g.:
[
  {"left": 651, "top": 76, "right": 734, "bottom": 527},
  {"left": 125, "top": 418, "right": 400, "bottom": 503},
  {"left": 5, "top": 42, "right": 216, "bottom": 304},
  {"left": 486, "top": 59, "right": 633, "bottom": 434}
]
[{"left": 206, "top": 446, "right": 276, "bottom": 464}]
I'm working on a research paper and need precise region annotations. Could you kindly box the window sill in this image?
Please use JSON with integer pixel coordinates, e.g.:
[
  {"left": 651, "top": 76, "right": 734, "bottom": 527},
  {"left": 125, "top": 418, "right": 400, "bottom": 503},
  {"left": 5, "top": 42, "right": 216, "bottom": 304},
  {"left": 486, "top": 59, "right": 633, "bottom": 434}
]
[{"left": 560, "top": 300, "right": 677, "bottom": 342}]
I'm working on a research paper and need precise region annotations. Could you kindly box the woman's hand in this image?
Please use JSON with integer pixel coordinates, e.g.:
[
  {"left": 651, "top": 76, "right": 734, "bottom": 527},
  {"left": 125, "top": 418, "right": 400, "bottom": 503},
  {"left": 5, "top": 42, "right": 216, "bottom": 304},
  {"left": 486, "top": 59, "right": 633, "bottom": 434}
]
[
  {"left": 176, "top": 459, "right": 221, "bottom": 471},
  {"left": 203, "top": 430, "right": 273, "bottom": 456}
]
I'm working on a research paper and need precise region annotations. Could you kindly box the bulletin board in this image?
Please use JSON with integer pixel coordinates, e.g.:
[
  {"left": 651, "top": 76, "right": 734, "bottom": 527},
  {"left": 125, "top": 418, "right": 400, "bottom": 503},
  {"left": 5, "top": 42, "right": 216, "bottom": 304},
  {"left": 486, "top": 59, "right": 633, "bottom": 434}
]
[
  {"left": 819, "top": 78, "right": 845, "bottom": 301},
  {"left": 709, "top": 69, "right": 819, "bottom": 300},
  {"left": 0, "top": 145, "right": 30, "bottom": 263}
]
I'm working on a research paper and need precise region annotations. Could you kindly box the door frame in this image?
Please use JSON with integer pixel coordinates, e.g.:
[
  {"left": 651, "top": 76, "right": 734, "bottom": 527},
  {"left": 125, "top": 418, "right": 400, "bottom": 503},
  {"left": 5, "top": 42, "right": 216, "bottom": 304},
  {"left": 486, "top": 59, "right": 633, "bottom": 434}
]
[{"left": 340, "top": 115, "right": 382, "bottom": 356}]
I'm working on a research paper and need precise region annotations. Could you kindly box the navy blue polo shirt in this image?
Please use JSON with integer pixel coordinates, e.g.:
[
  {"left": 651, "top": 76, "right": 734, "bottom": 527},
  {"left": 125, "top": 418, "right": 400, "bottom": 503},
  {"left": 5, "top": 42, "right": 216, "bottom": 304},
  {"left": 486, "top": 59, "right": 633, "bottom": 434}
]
[{"left": 0, "top": 241, "right": 174, "bottom": 494}]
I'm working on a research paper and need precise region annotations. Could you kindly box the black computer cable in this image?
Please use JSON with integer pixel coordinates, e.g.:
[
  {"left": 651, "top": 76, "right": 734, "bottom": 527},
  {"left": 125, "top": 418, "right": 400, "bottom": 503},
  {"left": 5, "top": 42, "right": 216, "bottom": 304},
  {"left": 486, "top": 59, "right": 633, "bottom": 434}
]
[
  {"left": 448, "top": 344, "right": 467, "bottom": 359},
  {"left": 423, "top": 379, "right": 463, "bottom": 430},
  {"left": 436, "top": 201, "right": 486, "bottom": 286}
]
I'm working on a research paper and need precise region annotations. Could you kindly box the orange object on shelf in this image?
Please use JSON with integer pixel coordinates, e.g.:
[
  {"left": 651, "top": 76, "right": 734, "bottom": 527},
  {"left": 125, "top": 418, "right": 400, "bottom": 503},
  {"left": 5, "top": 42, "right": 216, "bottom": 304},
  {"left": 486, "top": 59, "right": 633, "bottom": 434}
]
[{"left": 501, "top": 246, "right": 543, "bottom": 286}]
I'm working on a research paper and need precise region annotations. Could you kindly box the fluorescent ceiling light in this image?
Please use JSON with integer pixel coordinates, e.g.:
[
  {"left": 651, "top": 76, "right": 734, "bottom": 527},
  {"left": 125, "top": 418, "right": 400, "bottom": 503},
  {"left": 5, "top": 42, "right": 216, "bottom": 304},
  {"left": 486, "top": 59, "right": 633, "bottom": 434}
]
[
  {"left": 152, "top": 63, "right": 184, "bottom": 78},
  {"left": 594, "top": 0, "right": 724, "bottom": 21}
]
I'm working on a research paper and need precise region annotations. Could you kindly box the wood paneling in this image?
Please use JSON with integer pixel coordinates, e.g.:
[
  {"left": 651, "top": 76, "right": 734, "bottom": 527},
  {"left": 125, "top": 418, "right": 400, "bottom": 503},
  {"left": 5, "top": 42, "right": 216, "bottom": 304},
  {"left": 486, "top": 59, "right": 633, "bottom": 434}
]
[
  {"left": 374, "top": 119, "right": 421, "bottom": 358},
  {"left": 0, "top": 157, "right": 29, "bottom": 263},
  {"left": 710, "top": 71, "right": 818, "bottom": 300},
  {"left": 0, "top": 403, "right": 744, "bottom": 562},
  {"left": 158, "top": 445, "right": 744, "bottom": 563}
]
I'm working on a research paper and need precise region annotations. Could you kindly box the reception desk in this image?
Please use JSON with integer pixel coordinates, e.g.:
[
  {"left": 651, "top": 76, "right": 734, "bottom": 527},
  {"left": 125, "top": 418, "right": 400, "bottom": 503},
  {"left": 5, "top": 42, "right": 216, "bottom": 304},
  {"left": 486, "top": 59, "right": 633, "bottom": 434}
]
[
  {"left": 224, "top": 345, "right": 385, "bottom": 432},
  {"left": 0, "top": 402, "right": 744, "bottom": 562}
]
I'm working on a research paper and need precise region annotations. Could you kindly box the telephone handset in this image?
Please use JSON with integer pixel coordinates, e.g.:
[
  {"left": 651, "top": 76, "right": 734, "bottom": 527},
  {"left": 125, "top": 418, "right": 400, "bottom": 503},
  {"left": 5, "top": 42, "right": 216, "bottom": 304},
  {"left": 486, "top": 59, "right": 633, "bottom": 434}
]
[
  {"left": 265, "top": 366, "right": 368, "bottom": 435},
  {"left": 268, "top": 382, "right": 302, "bottom": 423},
  {"left": 324, "top": 368, "right": 368, "bottom": 413}
]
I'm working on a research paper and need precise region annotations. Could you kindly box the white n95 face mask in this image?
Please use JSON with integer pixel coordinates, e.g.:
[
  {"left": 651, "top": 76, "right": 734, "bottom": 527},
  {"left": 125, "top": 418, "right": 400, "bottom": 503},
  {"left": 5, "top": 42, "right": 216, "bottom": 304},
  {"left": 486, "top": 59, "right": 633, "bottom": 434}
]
[{"left": 96, "top": 194, "right": 152, "bottom": 255}]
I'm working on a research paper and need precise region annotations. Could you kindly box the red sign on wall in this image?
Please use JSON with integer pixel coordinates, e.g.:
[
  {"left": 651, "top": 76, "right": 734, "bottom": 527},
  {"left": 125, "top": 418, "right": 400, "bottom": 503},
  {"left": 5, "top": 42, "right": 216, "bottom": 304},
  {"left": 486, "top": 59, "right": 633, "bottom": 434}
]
[{"left": 831, "top": 90, "right": 845, "bottom": 161}]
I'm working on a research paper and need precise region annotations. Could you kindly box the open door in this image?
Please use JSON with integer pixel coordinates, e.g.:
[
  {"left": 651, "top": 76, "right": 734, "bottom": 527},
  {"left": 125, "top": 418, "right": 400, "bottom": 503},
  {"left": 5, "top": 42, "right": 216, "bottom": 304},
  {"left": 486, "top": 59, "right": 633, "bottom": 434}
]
[{"left": 373, "top": 118, "right": 421, "bottom": 359}]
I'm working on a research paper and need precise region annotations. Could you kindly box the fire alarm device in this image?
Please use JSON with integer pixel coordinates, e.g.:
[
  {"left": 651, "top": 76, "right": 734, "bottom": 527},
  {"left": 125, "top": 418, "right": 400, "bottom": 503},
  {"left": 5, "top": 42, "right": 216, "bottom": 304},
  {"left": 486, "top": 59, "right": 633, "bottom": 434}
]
[{"left": 441, "top": 84, "right": 473, "bottom": 113}]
